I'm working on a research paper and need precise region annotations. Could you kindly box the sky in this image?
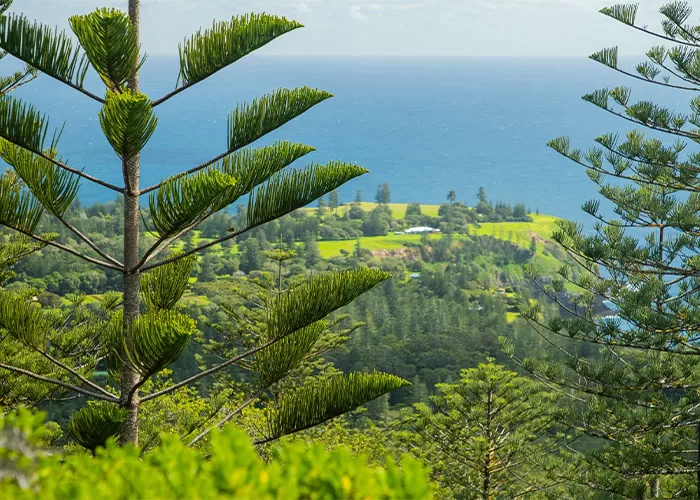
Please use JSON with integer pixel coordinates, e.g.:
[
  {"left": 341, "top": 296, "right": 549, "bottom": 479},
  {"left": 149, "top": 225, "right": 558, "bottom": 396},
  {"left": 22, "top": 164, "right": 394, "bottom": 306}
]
[{"left": 16, "top": 0, "right": 672, "bottom": 57}]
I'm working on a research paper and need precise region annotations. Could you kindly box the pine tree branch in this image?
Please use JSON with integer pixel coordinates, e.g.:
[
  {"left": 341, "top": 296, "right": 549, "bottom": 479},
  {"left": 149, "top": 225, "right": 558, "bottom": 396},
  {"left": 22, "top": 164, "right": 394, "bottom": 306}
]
[
  {"left": 0, "top": 68, "right": 37, "bottom": 94},
  {"left": 140, "top": 148, "right": 231, "bottom": 195},
  {"left": 661, "top": 13, "right": 700, "bottom": 44},
  {"left": 57, "top": 216, "right": 124, "bottom": 268},
  {"left": 187, "top": 395, "right": 257, "bottom": 447},
  {"left": 138, "top": 217, "right": 261, "bottom": 272},
  {"left": 0, "top": 361, "right": 119, "bottom": 402},
  {"left": 615, "top": 22, "right": 700, "bottom": 48},
  {"left": 33, "top": 69, "right": 105, "bottom": 104},
  {"left": 38, "top": 350, "right": 116, "bottom": 400},
  {"left": 1, "top": 224, "right": 124, "bottom": 271},
  {"left": 599, "top": 103, "right": 700, "bottom": 141},
  {"left": 140, "top": 336, "right": 281, "bottom": 402},
  {"left": 150, "top": 83, "right": 194, "bottom": 108},
  {"left": 600, "top": 62, "right": 700, "bottom": 92},
  {"left": 552, "top": 148, "right": 700, "bottom": 194},
  {"left": 136, "top": 223, "right": 194, "bottom": 271},
  {"left": 658, "top": 60, "right": 700, "bottom": 86},
  {"left": 527, "top": 256, "right": 700, "bottom": 349},
  {"left": 0, "top": 136, "right": 123, "bottom": 192}
]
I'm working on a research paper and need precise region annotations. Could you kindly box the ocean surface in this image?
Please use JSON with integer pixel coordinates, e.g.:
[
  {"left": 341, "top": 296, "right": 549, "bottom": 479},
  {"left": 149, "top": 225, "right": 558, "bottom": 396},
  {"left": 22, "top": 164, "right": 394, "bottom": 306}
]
[{"left": 12, "top": 56, "right": 686, "bottom": 222}]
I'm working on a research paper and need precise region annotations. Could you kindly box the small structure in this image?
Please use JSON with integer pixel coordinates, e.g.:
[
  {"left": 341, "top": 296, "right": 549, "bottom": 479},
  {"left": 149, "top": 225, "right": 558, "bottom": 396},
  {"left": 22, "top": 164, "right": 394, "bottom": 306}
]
[{"left": 404, "top": 226, "right": 441, "bottom": 234}]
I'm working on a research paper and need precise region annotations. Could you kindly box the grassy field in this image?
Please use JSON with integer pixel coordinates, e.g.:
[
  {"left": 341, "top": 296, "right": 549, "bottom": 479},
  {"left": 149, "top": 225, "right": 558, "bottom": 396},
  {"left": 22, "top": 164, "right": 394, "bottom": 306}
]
[
  {"left": 317, "top": 233, "right": 461, "bottom": 259},
  {"left": 305, "top": 202, "right": 442, "bottom": 219},
  {"left": 470, "top": 214, "right": 559, "bottom": 246},
  {"left": 316, "top": 214, "right": 560, "bottom": 260}
]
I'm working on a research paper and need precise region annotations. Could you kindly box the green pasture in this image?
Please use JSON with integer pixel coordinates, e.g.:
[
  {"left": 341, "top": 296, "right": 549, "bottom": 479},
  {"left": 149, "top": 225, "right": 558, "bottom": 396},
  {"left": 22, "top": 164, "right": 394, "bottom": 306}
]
[{"left": 306, "top": 202, "right": 442, "bottom": 219}]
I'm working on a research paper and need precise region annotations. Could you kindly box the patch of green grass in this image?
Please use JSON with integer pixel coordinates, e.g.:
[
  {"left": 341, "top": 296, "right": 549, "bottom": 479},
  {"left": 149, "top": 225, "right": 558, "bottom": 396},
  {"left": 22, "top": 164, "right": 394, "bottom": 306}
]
[
  {"left": 306, "top": 202, "right": 442, "bottom": 220},
  {"left": 470, "top": 214, "right": 559, "bottom": 249},
  {"left": 181, "top": 293, "right": 211, "bottom": 306},
  {"left": 506, "top": 312, "right": 520, "bottom": 323},
  {"left": 318, "top": 233, "right": 464, "bottom": 259}
]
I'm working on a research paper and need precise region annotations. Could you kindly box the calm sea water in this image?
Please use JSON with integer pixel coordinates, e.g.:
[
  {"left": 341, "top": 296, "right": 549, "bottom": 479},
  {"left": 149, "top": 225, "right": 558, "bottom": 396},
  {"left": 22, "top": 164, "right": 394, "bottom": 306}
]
[{"left": 12, "top": 56, "right": 685, "bottom": 222}]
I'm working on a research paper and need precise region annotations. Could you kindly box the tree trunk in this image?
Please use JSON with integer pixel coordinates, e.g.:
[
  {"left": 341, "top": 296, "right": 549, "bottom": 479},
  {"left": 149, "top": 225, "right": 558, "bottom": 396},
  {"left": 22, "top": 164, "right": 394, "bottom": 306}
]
[
  {"left": 119, "top": 0, "right": 142, "bottom": 446},
  {"left": 482, "top": 383, "right": 493, "bottom": 500},
  {"left": 650, "top": 477, "right": 660, "bottom": 498},
  {"left": 697, "top": 420, "right": 700, "bottom": 498}
]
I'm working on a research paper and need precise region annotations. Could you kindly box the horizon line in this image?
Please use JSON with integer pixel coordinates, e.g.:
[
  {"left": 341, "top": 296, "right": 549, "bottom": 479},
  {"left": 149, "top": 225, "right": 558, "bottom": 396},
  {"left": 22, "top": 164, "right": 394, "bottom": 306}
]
[{"left": 142, "top": 53, "right": 650, "bottom": 59}]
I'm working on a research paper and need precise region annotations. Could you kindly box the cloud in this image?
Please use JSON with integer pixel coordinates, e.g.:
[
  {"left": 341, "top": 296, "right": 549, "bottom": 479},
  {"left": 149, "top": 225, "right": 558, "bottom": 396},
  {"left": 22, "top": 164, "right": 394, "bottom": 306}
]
[{"left": 11, "top": 0, "right": 664, "bottom": 56}]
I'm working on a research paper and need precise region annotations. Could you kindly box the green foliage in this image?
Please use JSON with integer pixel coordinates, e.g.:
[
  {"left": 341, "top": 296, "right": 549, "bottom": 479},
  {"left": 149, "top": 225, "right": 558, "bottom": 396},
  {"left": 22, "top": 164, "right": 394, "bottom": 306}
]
[
  {"left": 1, "top": 140, "right": 79, "bottom": 218},
  {"left": 98, "top": 89, "right": 157, "bottom": 160},
  {"left": 69, "top": 8, "right": 143, "bottom": 91},
  {"left": 67, "top": 402, "right": 127, "bottom": 452},
  {"left": 228, "top": 87, "right": 332, "bottom": 151},
  {"left": 1, "top": 413, "right": 432, "bottom": 499},
  {"left": 527, "top": 1, "right": 700, "bottom": 495},
  {"left": 0, "top": 1, "right": 406, "bottom": 453},
  {"left": 0, "top": 290, "right": 49, "bottom": 349},
  {"left": 107, "top": 310, "right": 197, "bottom": 378},
  {"left": 178, "top": 13, "right": 302, "bottom": 86},
  {"left": 253, "top": 321, "right": 327, "bottom": 388},
  {"left": 401, "top": 361, "right": 571, "bottom": 498},
  {"left": 151, "top": 142, "right": 316, "bottom": 239},
  {"left": 264, "top": 372, "right": 409, "bottom": 442},
  {"left": 0, "top": 1, "right": 13, "bottom": 16},
  {"left": 590, "top": 46, "right": 618, "bottom": 69},
  {"left": 247, "top": 162, "right": 367, "bottom": 228},
  {"left": 267, "top": 268, "right": 389, "bottom": 339},
  {"left": 0, "top": 172, "right": 43, "bottom": 233},
  {"left": 149, "top": 169, "right": 237, "bottom": 238},
  {"left": 0, "top": 14, "right": 89, "bottom": 88},
  {"left": 599, "top": 4, "right": 638, "bottom": 25},
  {"left": 0, "top": 95, "right": 58, "bottom": 155},
  {"left": 0, "top": 408, "right": 60, "bottom": 488},
  {"left": 219, "top": 141, "right": 316, "bottom": 193},
  {"left": 141, "top": 254, "right": 196, "bottom": 311},
  {"left": 0, "top": 233, "right": 43, "bottom": 284}
]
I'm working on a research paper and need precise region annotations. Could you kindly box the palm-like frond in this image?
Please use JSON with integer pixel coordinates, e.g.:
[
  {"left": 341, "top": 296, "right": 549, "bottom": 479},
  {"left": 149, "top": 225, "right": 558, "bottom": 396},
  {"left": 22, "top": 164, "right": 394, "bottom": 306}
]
[
  {"left": 247, "top": 161, "right": 367, "bottom": 228},
  {"left": 253, "top": 321, "right": 326, "bottom": 388},
  {"left": 228, "top": 87, "right": 332, "bottom": 151},
  {"left": 263, "top": 372, "right": 409, "bottom": 442},
  {"left": 98, "top": 90, "right": 157, "bottom": 160},
  {"left": 152, "top": 142, "right": 315, "bottom": 235},
  {"left": 591, "top": 47, "right": 619, "bottom": 70},
  {"left": 0, "top": 95, "right": 59, "bottom": 154},
  {"left": 69, "top": 8, "right": 143, "bottom": 92},
  {"left": 0, "top": 171, "right": 43, "bottom": 233},
  {"left": 0, "top": 67, "right": 36, "bottom": 94},
  {"left": 149, "top": 169, "right": 236, "bottom": 238},
  {"left": 218, "top": 141, "right": 315, "bottom": 193},
  {"left": 0, "top": 234, "right": 43, "bottom": 285},
  {"left": 1, "top": 140, "right": 79, "bottom": 217},
  {"left": 599, "top": 3, "right": 639, "bottom": 26},
  {"left": 267, "top": 268, "right": 390, "bottom": 340},
  {"left": 127, "top": 311, "right": 196, "bottom": 377},
  {"left": 0, "top": 1, "right": 13, "bottom": 16},
  {"left": 141, "top": 254, "right": 196, "bottom": 311},
  {"left": 0, "top": 290, "right": 49, "bottom": 349},
  {"left": 178, "top": 13, "right": 302, "bottom": 86},
  {"left": 107, "top": 311, "right": 196, "bottom": 378},
  {"left": 67, "top": 402, "right": 127, "bottom": 452},
  {"left": 0, "top": 14, "right": 89, "bottom": 88}
]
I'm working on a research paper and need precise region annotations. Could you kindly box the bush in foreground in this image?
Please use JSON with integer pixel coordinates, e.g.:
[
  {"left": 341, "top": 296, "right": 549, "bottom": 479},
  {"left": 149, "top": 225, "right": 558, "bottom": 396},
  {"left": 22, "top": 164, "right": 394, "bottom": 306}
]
[{"left": 0, "top": 410, "right": 432, "bottom": 499}]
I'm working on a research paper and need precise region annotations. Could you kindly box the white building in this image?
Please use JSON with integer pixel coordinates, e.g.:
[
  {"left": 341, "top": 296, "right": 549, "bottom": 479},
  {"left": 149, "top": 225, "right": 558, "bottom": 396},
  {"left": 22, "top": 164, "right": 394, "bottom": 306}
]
[{"left": 403, "top": 226, "right": 441, "bottom": 234}]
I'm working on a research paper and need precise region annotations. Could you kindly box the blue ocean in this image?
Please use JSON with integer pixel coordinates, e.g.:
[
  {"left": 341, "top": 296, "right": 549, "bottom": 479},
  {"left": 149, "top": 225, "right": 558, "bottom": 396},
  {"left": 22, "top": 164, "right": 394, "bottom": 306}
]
[{"left": 13, "top": 56, "right": 682, "bottom": 222}]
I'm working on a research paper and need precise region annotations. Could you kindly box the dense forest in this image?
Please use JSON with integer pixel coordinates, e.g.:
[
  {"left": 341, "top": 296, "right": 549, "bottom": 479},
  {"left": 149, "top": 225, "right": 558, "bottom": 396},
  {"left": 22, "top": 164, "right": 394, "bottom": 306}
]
[{"left": 3, "top": 0, "right": 700, "bottom": 498}]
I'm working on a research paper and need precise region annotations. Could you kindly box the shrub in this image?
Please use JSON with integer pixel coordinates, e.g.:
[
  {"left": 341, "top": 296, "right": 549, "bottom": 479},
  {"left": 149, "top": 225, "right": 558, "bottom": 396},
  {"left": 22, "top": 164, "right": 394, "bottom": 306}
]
[{"left": 0, "top": 411, "right": 432, "bottom": 499}]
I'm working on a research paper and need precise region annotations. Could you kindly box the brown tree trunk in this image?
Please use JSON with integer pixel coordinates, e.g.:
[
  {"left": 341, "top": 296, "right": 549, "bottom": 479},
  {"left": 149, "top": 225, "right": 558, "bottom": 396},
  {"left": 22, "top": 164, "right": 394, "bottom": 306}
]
[
  {"left": 119, "top": 0, "right": 142, "bottom": 446},
  {"left": 482, "top": 384, "right": 493, "bottom": 500}
]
